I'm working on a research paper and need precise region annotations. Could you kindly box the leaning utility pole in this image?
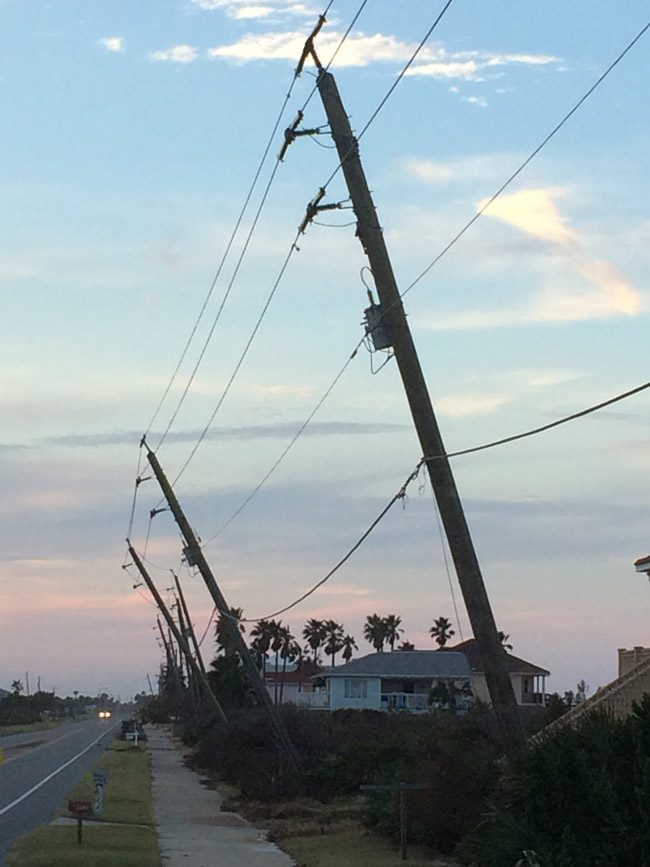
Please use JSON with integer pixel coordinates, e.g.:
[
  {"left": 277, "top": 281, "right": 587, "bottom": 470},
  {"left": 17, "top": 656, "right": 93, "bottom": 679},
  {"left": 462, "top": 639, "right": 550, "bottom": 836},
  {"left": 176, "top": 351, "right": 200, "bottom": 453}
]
[
  {"left": 156, "top": 616, "right": 182, "bottom": 695},
  {"left": 315, "top": 68, "right": 525, "bottom": 752},
  {"left": 146, "top": 447, "right": 302, "bottom": 774},
  {"left": 129, "top": 544, "right": 228, "bottom": 723},
  {"left": 173, "top": 572, "right": 207, "bottom": 676}
]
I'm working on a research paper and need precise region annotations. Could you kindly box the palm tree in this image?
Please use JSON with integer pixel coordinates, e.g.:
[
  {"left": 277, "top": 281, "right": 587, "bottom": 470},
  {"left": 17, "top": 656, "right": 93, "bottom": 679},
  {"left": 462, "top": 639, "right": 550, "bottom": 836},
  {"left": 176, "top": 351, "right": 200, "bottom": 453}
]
[
  {"left": 363, "top": 613, "right": 387, "bottom": 652},
  {"left": 383, "top": 614, "right": 403, "bottom": 651},
  {"left": 430, "top": 616, "right": 455, "bottom": 648},
  {"left": 268, "top": 619, "right": 286, "bottom": 704},
  {"left": 322, "top": 619, "right": 345, "bottom": 667},
  {"left": 278, "top": 633, "right": 302, "bottom": 705},
  {"left": 341, "top": 634, "right": 358, "bottom": 663},
  {"left": 215, "top": 606, "right": 245, "bottom": 657},
  {"left": 249, "top": 619, "right": 273, "bottom": 676},
  {"left": 302, "top": 618, "right": 326, "bottom": 663},
  {"left": 11, "top": 679, "right": 23, "bottom": 696}
]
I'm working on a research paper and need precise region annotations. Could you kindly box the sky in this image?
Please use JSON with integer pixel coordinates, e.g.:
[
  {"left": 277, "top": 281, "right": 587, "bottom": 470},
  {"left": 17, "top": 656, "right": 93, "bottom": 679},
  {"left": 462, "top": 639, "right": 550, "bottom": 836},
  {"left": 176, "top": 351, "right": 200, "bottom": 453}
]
[{"left": 1, "top": 0, "right": 650, "bottom": 702}]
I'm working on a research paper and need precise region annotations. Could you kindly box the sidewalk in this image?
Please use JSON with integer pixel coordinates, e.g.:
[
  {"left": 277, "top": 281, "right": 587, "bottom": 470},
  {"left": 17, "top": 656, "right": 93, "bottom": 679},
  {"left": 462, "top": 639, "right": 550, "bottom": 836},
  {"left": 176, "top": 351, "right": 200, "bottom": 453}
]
[{"left": 148, "top": 725, "right": 294, "bottom": 867}]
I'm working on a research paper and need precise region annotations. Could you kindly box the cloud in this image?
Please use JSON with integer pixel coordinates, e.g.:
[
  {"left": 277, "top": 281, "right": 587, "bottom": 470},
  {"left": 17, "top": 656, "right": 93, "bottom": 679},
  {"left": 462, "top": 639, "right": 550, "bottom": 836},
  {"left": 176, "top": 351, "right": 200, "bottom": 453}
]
[
  {"left": 209, "top": 31, "right": 415, "bottom": 66},
  {"left": 209, "top": 31, "right": 561, "bottom": 77},
  {"left": 406, "top": 49, "right": 558, "bottom": 80},
  {"left": 403, "top": 154, "right": 515, "bottom": 186},
  {"left": 418, "top": 187, "right": 641, "bottom": 330},
  {"left": 193, "top": 0, "right": 315, "bottom": 19},
  {"left": 0, "top": 420, "right": 408, "bottom": 451},
  {"left": 480, "top": 188, "right": 579, "bottom": 246},
  {"left": 405, "top": 60, "right": 479, "bottom": 80},
  {"left": 255, "top": 384, "right": 315, "bottom": 398},
  {"left": 437, "top": 392, "right": 512, "bottom": 418},
  {"left": 98, "top": 37, "right": 124, "bottom": 53},
  {"left": 464, "top": 95, "right": 487, "bottom": 108},
  {"left": 150, "top": 45, "right": 198, "bottom": 64}
]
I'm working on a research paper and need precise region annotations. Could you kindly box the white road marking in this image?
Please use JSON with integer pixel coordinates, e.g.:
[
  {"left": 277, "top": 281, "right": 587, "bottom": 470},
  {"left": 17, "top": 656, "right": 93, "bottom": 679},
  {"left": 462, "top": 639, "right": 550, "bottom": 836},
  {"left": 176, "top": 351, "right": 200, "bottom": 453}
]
[{"left": 0, "top": 723, "right": 117, "bottom": 816}]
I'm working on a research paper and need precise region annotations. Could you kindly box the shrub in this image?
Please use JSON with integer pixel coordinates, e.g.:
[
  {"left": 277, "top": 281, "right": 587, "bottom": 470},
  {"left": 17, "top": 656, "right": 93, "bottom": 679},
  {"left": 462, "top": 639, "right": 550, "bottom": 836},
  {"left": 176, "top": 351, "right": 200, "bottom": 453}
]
[{"left": 460, "top": 697, "right": 650, "bottom": 866}]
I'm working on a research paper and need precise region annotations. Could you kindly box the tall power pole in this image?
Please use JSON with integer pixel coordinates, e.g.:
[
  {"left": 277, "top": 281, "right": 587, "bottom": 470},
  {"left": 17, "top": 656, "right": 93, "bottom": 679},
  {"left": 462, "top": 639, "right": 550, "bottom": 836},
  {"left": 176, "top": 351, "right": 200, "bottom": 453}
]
[
  {"left": 146, "top": 447, "right": 302, "bottom": 774},
  {"left": 173, "top": 572, "right": 208, "bottom": 676},
  {"left": 316, "top": 69, "right": 525, "bottom": 752},
  {"left": 129, "top": 545, "right": 228, "bottom": 723}
]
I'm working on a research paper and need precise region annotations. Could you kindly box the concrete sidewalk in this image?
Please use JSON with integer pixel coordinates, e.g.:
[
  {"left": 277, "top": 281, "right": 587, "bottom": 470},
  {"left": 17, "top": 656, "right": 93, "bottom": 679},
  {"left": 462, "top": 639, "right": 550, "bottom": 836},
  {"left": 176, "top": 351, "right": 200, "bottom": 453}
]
[{"left": 148, "top": 725, "right": 294, "bottom": 866}]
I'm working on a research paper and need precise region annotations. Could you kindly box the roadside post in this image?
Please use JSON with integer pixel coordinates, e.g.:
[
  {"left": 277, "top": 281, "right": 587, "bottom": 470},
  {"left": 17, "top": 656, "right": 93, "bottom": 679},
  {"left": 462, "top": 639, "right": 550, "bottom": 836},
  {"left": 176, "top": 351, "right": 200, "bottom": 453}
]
[
  {"left": 360, "top": 782, "right": 429, "bottom": 860},
  {"left": 93, "top": 770, "right": 109, "bottom": 814},
  {"left": 68, "top": 799, "right": 93, "bottom": 844}
]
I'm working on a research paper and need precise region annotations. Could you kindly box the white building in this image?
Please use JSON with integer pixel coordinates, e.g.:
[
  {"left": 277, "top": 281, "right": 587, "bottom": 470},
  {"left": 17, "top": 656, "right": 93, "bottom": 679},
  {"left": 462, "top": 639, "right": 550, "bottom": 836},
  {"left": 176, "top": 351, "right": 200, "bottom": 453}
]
[
  {"left": 313, "top": 650, "right": 472, "bottom": 713},
  {"left": 448, "top": 639, "right": 549, "bottom": 707}
]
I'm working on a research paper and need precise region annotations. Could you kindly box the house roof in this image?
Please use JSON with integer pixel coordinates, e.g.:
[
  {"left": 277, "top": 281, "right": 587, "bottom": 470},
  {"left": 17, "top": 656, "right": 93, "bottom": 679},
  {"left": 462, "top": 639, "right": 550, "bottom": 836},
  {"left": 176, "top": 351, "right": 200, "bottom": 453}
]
[
  {"left": 265, "top": 660, "right": 322, "bottom": 683},
  {"left": 0, "top": 687, "right": 10, "bottom": 700},
  {"left": 634, "top": 554, "right": 650, "bottom": 572},
  {"left": 322, "top": 650, "right": 471, "bottom": 679},
  {"left": 447, "top": 639, "right": 550, "bottom": 677}
]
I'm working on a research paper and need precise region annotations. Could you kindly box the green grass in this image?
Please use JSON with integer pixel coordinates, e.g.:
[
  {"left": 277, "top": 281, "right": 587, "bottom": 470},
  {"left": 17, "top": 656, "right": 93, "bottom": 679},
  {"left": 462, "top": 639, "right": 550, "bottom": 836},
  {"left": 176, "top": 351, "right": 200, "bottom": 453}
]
[
  {"left": 7, "top": 740, "right": 160, "bottom": 866},
  {"left": 0, "top": 718, "right": 89, "bottom": 737},
  {"left": 278, "top": 827, "right": 453, "bottom": 866},
  {"left": 6, "top": 825, "right": 159, "bottom": 866}
]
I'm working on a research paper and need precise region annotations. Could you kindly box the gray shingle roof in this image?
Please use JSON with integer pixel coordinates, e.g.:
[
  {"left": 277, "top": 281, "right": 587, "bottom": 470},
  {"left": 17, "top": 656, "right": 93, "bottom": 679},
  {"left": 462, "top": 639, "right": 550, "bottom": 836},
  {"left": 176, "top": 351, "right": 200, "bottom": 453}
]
[
  {"left": 323, "top": 650, "right": 471, "bottom": 679},
  {"left": 448, "top": 639, "right": 550, "bottom": 676}
]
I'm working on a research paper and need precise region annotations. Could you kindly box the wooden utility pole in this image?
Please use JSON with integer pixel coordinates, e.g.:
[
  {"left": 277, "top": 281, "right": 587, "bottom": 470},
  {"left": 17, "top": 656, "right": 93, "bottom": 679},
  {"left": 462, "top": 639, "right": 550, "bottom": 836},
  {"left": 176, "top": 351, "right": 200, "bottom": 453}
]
[
  {"left": 129, "top": 544, "right": 228, "bottom": 723},
  {"left": 156, "top": 616, "right": 182, "bottom": 694},
  {"left": 316, "top": 69, "right": 525, "bottom": 752},
  {"left": 173, "top": 572, "right": 208, "bottom": 675},
  {"left": 146, "top": 447, "right": 302, "bottom": 773}
]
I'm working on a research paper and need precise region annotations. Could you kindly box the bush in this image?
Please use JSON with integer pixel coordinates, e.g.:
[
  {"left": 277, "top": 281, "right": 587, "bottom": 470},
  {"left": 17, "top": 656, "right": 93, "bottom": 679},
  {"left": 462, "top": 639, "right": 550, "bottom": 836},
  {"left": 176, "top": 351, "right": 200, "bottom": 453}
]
[{"left": 460, "top": 697, "right": 650, "bottom": 866}]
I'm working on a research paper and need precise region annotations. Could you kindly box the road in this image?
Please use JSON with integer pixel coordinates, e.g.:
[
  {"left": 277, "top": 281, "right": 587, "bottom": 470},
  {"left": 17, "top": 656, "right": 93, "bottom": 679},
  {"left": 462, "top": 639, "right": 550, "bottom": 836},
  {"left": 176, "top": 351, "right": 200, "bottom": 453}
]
[{"left": 0, "top": 718, "right": 118, "bottom": 864}]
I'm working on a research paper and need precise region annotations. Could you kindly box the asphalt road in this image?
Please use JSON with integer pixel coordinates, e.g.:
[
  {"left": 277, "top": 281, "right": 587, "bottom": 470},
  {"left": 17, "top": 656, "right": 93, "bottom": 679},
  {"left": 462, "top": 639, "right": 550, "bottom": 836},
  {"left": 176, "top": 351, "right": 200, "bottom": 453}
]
[{"left": 0, "top": 718, "right": 118, "bottom": 865}]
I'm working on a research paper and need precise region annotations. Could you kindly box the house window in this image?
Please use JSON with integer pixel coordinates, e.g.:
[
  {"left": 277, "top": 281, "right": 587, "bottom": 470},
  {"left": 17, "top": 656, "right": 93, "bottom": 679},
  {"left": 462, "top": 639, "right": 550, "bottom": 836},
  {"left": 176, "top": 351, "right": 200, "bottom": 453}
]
[
  {"left": 344, "top": 679, "right": 368, "bottom": 699},
  {"left": 522, "top": 678, "right": 530, "bottom": 694}
]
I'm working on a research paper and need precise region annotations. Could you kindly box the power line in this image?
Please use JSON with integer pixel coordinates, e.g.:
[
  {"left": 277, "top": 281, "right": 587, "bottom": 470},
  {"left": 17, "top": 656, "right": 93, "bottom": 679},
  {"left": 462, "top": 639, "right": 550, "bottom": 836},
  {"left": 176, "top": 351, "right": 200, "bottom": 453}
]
[
  {"left": 197, "top": 605, "right": 218, "bottom": 650},
  {"left": 145, "top": 71, "right": 301, "bottom": 443},
  {"left": 150, "top": 1, "right": 368, "bottom": 452},
  {"left": 195, "top": 4, "right": 457, "bottom": 538},
  {"left": 321, "top": 0, "right": 456, "bottom": 190},
  {"left": 155, "top": 155, "right": 288, "bottom": 451},
  {"left": 402, "top": 16, "right": 650, "bottom": 299},
  {"left": 440, "top": 379, "right": 650, "bottom": 461},
  {"left": 239, "top": 460, "right": 424, "bottom": 622},
  {"left": 237, "top": 378, "right": 649, "bottom": 623},
  {"left": 299, "top": 0, "right": 370, "bottom": 113},
  {"left": 202, "top": 339, "right": 363, "bottom": 546},
  {"left": 169, "top": 230, "right": 303, "bottom": 487}
]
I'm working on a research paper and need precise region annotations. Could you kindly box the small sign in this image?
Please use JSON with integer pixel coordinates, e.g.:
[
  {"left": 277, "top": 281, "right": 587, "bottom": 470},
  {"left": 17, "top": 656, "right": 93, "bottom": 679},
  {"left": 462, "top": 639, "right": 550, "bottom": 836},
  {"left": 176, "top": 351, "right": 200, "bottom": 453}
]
[
  {"left": 93, "top": 770, "right": 109, "bottom": 786},
  {"left": 68, "top": 799, "right": 93, "bottom": 817}
]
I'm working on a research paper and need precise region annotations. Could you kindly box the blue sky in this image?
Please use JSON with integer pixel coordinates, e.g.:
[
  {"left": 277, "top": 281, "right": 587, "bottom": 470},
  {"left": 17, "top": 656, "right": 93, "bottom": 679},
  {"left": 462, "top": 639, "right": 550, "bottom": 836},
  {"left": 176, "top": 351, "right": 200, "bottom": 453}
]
[{"left": 1, "top": 0, "right": 649, "bottom": 700}]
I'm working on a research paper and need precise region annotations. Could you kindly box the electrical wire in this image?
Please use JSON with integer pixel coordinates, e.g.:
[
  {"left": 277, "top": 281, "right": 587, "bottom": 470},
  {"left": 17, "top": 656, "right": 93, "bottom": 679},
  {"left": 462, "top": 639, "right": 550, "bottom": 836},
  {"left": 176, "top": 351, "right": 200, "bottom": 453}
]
[
  {"left": 170, "top": 230, "right": 303, "bottom": 487},
  {"left": 299, "top": 0, "right": 370, "bottom": 114},
  {"left": 321, "top": 0, "right": 456, "bottom": 190},
  {"left": 402, "top": 16, "right": 650, "bottom": 299},
  {"left": 202, "top": 339, "right": 364, "bottom": 546},
  {"left": 438, "top": 380, "right": 650, "bottom": 462},
  {"left": 428, "top": 480, "right": 464, "bottom": 644},
  {"left": 239, "top": 460, "right": 424, "bottom": 622},
  {"left": 234, "top": 378, "right": 649, "bottom": 623},
  {"left": 145, "top": 75, "right": 304, "bottom": 443},
  {"left": 150, "top": 0, "right": 364, "bottom": 452},
  {"left": 197, "top": 604, "right": 218, "bottom": 649}
]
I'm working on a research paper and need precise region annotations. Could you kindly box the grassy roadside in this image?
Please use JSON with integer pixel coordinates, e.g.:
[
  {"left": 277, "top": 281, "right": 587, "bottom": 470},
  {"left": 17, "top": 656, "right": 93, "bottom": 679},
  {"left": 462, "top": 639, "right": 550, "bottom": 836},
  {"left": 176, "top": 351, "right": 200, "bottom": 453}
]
[
  {"left": 279, "top": 830, "right": 452, "bottom": 867},
  {"left": 217, "top": 789, "right": 457, "bottom": 867},
  {"left": 0, "top": 718, "right": 90, "bottom": 737},
  {"left": 6, "top": 739, "right": 160, "bottom": 866}
]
